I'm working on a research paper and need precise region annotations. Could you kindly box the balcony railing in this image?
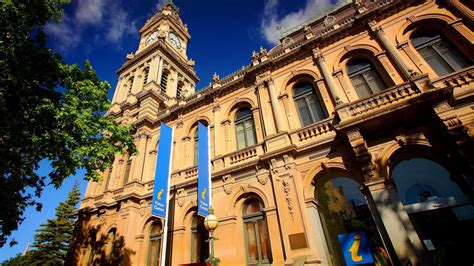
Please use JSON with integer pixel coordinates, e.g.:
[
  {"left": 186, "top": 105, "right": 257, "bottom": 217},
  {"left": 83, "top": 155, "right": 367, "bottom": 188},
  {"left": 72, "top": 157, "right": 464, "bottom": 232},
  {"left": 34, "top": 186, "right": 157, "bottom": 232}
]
[
  {"left": 336, "top": 79, "right": 424, "bottom": 123},
  {"left": 290, "top": 118, "right": 336, "bottom": 149}
]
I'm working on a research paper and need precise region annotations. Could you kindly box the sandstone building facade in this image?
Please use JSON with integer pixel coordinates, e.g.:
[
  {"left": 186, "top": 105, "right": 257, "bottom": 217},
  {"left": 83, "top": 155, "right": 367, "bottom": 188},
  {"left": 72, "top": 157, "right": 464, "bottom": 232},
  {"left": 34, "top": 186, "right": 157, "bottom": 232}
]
[{"left": 70, "top": 0, "right": 474, "bottom": 265}]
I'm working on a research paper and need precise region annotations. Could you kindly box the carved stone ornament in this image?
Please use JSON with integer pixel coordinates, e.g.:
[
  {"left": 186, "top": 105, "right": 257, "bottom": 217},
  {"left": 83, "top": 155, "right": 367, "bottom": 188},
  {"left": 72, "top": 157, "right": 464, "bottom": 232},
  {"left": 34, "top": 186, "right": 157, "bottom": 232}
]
[
  {"left": 324, "top": 15, "right": 335, "bottom": 26},
  {"left": 176, "top": 188, "right": 186, "bottom": 207},
  {"left": 281, "top": 177, "right": 294, "bottom": 220},
  {"left": 223, "top": 175, "right": 233, "bottom": 195},
  {"left": 256, "top": 173, "right": 269, "bottom": 185}
]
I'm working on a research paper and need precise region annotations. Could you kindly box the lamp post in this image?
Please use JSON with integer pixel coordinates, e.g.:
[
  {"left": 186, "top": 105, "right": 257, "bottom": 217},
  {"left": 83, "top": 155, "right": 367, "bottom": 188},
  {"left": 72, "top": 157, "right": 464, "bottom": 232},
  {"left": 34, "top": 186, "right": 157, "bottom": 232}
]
[{"left": 204, "top": 207, "right": 219, "bottom": 266}]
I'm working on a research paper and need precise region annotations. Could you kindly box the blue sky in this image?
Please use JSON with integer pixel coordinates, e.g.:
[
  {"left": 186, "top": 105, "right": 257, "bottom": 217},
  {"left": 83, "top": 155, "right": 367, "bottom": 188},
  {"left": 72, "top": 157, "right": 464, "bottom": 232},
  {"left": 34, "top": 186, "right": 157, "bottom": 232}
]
[{"left": 0, "top": 0, "right": 345, "bottom": 261}]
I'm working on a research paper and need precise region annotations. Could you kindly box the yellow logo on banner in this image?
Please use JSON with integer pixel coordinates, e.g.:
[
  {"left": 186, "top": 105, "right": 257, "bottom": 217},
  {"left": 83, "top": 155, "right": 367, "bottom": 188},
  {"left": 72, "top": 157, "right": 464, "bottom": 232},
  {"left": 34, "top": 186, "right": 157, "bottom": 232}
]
[
  {"left": 349, "top": 234, "right": 363, "bottom": 262},
  {"left": 201, "top": 188, "right": 206, "bottom": 200},
  {"left": 157, "top": 189, "right": 164, "bottom": 200}
]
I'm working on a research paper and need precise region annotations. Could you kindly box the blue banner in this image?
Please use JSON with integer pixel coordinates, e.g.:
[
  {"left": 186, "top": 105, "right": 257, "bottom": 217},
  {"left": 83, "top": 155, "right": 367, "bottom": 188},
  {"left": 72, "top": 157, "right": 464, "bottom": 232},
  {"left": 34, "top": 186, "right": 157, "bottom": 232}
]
[
  {"left": 338, "top": 231, "right": 374, "bottom": 265},
  {"left": 197, "top": 122, "right": 211, "bottom": 217},
  {"left": 151, "top": 123, "right": 174, "bottom": 218}
]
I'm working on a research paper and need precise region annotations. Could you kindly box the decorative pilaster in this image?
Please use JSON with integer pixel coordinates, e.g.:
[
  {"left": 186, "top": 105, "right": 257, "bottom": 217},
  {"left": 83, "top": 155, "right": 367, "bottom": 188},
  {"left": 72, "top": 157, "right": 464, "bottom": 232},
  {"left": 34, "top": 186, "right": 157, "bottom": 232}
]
[
  {"left": 212, "top": 103, "right": 222, "bottom": 156},
  {"left": 369, "top": 21, "right": 418, "bottom": 79},
  {"left": 313, "top": 48, "right": 348, "bottom": 105},
  {"left": 131, "top": 134, "right": 150, "bottom": 181},
  {"left": 157, "top": 57, "right": 164, "bottom": 85},
  {"left": 148, "top": 56, "right": 160, "bottom": 83},
  {"left": 266, "top": 78, "right": 288, "bottom": 132},
  {"left": 131, "top": 69, "right": 141, "bottom": 94},
  {"left": 255, "top": 82, "right": 276, "bottom": 135}
]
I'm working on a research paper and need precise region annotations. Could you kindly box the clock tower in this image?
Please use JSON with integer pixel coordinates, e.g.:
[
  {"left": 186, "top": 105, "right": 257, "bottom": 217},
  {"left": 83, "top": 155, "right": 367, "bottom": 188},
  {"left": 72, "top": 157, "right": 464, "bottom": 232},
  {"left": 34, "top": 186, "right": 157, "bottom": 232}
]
[{"left": 109, "top": 1, "right": 198, "bottom": 121}]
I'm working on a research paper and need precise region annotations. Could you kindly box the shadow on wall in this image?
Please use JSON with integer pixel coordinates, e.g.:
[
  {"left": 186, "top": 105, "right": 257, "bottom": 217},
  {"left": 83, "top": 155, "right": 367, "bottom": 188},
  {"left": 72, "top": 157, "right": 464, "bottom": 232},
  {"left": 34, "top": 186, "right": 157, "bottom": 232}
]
[{"left": 65, "top": 211, "right": 136, "bottom": 265}]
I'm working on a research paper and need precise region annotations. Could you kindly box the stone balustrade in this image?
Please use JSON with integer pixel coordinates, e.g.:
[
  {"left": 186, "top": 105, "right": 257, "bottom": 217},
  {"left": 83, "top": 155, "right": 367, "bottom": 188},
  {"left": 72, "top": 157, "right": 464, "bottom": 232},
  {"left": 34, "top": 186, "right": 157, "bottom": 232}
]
[
  {"left": 290, "top": 118, "right": 336, "bottom": 150},
  {"left": 336, "top": 81, "right": 422, "bottom": 123},
  {"left": 432, "top": 66, "right": 474, "bottom": 90}
]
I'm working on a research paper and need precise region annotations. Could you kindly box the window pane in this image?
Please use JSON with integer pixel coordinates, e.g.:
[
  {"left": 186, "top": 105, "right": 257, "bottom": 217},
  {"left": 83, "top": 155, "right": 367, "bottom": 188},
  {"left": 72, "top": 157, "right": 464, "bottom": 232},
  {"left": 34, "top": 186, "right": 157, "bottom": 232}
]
[
  {"left": 363, "top": 70, "right": 386, "bottom": 94},
  {"left": 434, "top": 41, "right": 470, "bottom": 71},
  {"left": 296, "top": 98, "right": 313, "bottom": 126},
  {"left": 246, "top": 222, "right": 258, "bottom": 262},
  {"left": 236, "top": 123, "right": 246, "bottom": 150},
  {"left": 244, "top": 120, "right": 256, "bottom": 147},
  {"left": 149, "top": 240, "right": 158, "bottom": 266},
  {"left": 351, "top": 75, "right": 372, "bottom": 98},
  {"left": 307, "top": 95, "right": 326, "bottom": 122},
  {"left": 191, "top": 232, "right": 200, "bottom": 263},
  {"left": 257, "top": 220, "right": 270, "bottom": 261},
  {"left": 419, "top": 46, "right": 451, "bottom": 76}
]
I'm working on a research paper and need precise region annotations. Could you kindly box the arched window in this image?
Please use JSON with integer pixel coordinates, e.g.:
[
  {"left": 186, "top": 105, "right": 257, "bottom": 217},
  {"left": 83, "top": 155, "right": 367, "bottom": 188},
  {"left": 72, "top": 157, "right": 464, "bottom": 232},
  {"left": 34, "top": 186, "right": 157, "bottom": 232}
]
[
  {"left": 293, "top": 82, "right": 327, "bottom": 127},
  {"left": 411, "top": 30, "right": 471, "bottom": 76},
  {"left": 316, "top": 175, "right": 386, "bottom": 265},
  {"left": 143, "top": 67, "right": 150, "bottom": 85},
  {"left": 128, "top": 77, "right": 134, "bottom": 94},
  {"left": 347, "top": 58, "right": 387, "bottom": 98},
  {"left": 160, "top": 71, "right": 169, "bottom": 94},
  {"left": 243, "top": 200, "right": 271, "bottom": 264},
  {"left": 148, "top": 221, "right": 163, "bottom": 266},
  {"left": 86, "top": 232, "right": 96, "bottom": 265},
  {"left": 235, "top": 107, "right": 256, "bottom": 150},
  {"left": 191, "top": 214, "right": 209, "bottom": 263},
  {"left": 105, "top": 229, "right": 116, "bottom": 260},
  {"left": 176, "top": 82, "right": 183, "bottom": 99},
  {"left": 192, "top": 121, "right": 209, "bottom": 166},
  {"left": 391, "top": 151, "right": 474, "bottom": 265}
]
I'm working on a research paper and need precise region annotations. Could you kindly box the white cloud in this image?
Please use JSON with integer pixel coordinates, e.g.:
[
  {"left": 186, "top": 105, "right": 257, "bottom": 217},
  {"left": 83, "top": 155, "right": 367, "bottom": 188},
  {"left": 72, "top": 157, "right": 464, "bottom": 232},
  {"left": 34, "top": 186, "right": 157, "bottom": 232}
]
[
  {"left": 75, "top": 0, "right": 105, "bottom": 25},
  {"left": 45, "top": 14, "right": 81, "bottom": 50},
  {"left": 105, "top": 3, "right": 137, "bottom": 44},
  {"left": 260, "top": 0, "right": 349, "bottom": 45},
  {"left": 46, "top": 0, "right": 137, "bottom": 51}
]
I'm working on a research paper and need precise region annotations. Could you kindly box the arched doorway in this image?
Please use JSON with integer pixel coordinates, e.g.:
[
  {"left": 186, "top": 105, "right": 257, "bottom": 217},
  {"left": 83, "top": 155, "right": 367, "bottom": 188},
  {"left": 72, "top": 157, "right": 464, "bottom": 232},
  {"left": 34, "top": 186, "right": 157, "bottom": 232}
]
[
  {"left": 315, "top": 172, "right": 389, "bottom": 265},
  {"left": 390, "top": 147, "right": 474, "bottom": 265}
]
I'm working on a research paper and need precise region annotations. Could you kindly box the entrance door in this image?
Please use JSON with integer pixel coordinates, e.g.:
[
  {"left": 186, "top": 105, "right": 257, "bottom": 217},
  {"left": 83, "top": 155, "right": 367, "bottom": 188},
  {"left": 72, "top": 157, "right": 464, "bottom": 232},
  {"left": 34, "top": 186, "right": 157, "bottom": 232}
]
[{"left": 392, "top": 156, "right": 474, "bottom": 266}]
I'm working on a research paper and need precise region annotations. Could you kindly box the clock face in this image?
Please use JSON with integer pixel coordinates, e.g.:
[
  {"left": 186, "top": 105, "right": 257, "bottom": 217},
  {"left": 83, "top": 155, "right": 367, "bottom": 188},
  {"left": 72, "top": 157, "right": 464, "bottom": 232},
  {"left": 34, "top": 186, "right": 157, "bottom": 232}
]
[
  {"left": 145, "top": 31, "right": 158, "bottom": 45},
  {"left": 168, "top": 32, "right": 181, "bottom": 49}
]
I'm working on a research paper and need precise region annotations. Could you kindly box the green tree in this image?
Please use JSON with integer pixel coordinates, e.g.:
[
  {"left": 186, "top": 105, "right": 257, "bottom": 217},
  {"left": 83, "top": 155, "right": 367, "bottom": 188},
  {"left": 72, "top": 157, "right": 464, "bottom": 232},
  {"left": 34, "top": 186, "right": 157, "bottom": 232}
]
[
  {"left": 0, "top": 0, "right": 136, "bottom": 247},
  {"left": 27, "top": 183, "right": 81, "bottom": 265}
]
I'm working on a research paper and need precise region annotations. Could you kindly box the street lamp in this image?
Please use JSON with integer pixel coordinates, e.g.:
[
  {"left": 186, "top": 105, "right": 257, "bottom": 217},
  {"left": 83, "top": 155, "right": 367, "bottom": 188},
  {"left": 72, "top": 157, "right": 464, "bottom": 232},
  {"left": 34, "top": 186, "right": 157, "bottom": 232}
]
[{"left": 204, "top": 207, "right": 219, "bottom": 266}]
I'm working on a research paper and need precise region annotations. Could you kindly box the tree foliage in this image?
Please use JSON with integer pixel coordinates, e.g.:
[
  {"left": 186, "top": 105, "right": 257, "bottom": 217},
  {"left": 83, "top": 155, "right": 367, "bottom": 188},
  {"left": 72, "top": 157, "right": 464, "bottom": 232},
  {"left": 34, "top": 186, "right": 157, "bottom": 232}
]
[
  {"left": 27, "top": 183, "right": 81, "bottom": 265},
  {"left": 0, "top": 0, "right": 136, "bottom": 247}
]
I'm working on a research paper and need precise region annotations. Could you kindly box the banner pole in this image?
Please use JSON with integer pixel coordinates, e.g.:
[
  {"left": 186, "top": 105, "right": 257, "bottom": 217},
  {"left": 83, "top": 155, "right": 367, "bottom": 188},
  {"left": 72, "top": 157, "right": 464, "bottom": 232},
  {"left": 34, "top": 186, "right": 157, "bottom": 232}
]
[
  {"left": 207, "top": 125, "right": 212, "bottom": 207},
  {"left": 160, "top": 126, "right": 174, "bottom": 266}
]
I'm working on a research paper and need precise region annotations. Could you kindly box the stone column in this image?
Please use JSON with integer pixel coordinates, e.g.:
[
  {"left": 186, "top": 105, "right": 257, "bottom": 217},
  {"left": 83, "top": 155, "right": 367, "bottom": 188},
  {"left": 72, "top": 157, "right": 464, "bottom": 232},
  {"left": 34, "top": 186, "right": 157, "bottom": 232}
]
[
  {"left": 212, "top": 103, "right": 222, "bottom": 156},
  {"left": 312, "top": 48, "right": 348, "bottom": 105},
  {"left": 251, "top": 107, "right": 264, "bottom": 142},
  {"left": 266, "top": 78, "right": 288, "bottom": 132},
  {"left": 333, "top": 68, "right": 353, "bottom": 102},
  {"left": 444, "top": 0, "right": 474, "bottom": 25},
  {"left": 315, "top": 77, "right": 335, "bottom": 114},
  {"left": 279, "top": 93, "right": 294, "bottom": 131},
  {"left": 369, "top": 22, "right": 415, "bottom": 80},
  {"left": 148, "top": 56, "right": 159, "bottom": 83},
  {"left": 366, "top": 179, "right": 426, "bottom": 265},
  {"left": 256, "top": 83, "right": 276, "bottom": 136}
]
